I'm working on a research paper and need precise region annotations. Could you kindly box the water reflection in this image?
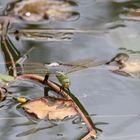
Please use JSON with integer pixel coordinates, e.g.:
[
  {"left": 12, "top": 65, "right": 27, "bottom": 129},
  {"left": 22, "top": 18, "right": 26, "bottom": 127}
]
[
  {"left": 14, "top": 29, "right": 74, "bottom": 41},
  {"left": 112, "top": 0, "right": 140, "bottom": 21},
  {"left": 8, "top": 0, "right": 80, "bottom": 22}
]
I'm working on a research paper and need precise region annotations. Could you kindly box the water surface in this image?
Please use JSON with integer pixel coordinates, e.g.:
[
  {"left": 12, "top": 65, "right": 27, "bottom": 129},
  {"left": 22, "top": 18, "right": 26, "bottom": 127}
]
[{"left": 0, "top": 0, "right": 140, "bottom": 140}]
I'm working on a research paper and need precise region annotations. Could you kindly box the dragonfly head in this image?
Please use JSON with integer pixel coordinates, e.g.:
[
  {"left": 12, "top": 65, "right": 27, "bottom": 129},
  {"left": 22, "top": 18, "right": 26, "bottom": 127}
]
[{"left": 55, "top": 71, "right": 65, "bottom": 77}]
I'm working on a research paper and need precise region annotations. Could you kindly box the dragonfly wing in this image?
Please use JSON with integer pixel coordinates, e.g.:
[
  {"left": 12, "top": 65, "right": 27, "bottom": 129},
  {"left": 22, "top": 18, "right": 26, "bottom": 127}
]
[
  {"left": 62, "top": 58, "right": 107, "bottom": 74},
  {"left": 13, "top": 58, "right": 106, "bottom": 76},
  {"left": 12, "top": 62, "right": 48, "bottom": 76}
]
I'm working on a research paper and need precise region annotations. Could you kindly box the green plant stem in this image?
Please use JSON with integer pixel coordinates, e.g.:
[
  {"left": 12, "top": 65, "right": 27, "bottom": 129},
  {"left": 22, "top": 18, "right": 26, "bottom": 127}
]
[{"left": 0, "top": 18, "right": 17, "bottom": 77}]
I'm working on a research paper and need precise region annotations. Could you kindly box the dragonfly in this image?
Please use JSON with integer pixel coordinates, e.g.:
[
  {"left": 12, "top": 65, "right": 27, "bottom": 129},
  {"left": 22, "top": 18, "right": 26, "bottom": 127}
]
[
  {"left": 7, "top": 45, "right": 106, "bottom": 90},
  {"left": 10, "top": 55, "right": 106, "bottom": 91}
]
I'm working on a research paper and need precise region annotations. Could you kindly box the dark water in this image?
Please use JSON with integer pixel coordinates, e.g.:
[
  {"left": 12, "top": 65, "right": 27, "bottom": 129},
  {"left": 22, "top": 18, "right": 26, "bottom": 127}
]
[{"left": 1, "top": 0, "right": 140, "bottom": 140}]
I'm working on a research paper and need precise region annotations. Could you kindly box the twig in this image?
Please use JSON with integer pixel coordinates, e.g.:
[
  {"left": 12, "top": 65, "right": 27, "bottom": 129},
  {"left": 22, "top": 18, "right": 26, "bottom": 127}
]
[
  {"left": 17, "top": 74, "right": 97, "bottom": 139},
  {"left": 17, "top": 28, "right": 108, "bottom": 34}
]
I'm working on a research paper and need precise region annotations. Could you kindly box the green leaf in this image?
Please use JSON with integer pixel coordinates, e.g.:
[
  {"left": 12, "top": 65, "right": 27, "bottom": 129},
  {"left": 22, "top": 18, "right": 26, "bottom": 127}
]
[{"left": 0, "top": 74, "right": 15, "bottom": 82}]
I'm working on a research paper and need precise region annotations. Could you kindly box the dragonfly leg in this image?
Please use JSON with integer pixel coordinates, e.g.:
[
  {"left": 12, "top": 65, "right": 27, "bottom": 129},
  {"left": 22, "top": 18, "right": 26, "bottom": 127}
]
[
  {"left": 58, "top": 86, "right": 71, "bottom": 95},
  {"left": 57, "top": 87, "right": 68, "bottom": 97},
  {"left": 66, "top": 88, "right": 71, "bottom": 93}
]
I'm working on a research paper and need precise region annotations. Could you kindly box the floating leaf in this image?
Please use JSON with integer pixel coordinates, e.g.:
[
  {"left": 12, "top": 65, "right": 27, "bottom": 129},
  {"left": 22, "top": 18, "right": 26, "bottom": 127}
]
[
  {"left": 18, "top": 96, "right": 78, "bottom": 122},
  {"left": 107, "top": 53, "right": 140, "bottom": 77}
]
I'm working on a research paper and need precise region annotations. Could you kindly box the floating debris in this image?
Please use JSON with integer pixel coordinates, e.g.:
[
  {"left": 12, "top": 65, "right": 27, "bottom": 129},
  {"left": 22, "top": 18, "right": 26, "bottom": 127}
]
[
  {"left": 106, "top": 53, "right": 140, "bottom": 77},
  {"left": 120, "top": 8, "right": 140, "bottom": 21}
]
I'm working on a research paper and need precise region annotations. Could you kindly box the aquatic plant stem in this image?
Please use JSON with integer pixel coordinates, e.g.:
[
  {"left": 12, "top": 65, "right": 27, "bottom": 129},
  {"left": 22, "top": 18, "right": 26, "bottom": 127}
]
[
  {"left": 0, "top": 18, "right": 17, "bottom": 77},
  {"left": 17, "top": 74, "right": 97, "bottom": 139}
]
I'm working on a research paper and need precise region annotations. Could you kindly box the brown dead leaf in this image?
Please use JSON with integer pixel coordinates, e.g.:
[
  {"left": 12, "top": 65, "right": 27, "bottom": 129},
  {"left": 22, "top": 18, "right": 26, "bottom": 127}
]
[{"left": 19, "top": 97, "right": 78, "bottom": 121}]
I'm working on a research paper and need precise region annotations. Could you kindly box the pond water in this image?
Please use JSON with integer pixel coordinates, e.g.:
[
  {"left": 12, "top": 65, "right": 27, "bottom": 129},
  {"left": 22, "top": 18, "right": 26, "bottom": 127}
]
[{"left": 1, "top": 0, "right": 140, "bottom": 140}]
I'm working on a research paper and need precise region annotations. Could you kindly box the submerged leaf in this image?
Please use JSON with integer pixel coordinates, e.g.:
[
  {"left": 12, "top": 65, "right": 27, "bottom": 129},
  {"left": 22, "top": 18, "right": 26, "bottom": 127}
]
[{"left": 18, "top": 96, "right": 78, "bottom": 122}]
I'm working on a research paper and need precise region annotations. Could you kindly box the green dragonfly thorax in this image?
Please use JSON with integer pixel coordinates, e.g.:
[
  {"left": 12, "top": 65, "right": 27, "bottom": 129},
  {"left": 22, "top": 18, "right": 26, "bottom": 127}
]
[{"left": 55, "top": 71, "right": 70, "bottom": 89}]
